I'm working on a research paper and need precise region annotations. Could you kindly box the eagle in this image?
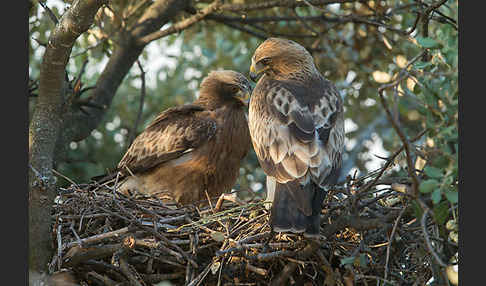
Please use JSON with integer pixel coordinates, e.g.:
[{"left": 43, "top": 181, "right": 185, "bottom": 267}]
[
  {"left": 109, "top": 70, "right": 252, "bottom": 206},
  {"left": 248, "top": 38, "right": 345, "bottom": 237}
]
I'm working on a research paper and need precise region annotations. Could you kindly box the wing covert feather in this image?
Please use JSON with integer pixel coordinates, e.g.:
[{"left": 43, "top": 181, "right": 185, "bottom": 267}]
[
  {"left": 118, "top": 104, "right": 217, "bottom": 174},
  {"left": 249, "top": 76, "right": 344, "bottom": 187}
]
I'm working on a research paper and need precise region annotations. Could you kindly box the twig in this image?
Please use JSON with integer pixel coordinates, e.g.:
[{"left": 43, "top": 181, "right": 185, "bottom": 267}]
[
  {"left": 39, "top": 0, "right": 59, "bottom": 24},
  {"left": 322, "top": 211, "right": 398, "bottom": 239},
  {"left": 384, "top": 204, "right": 408, "bottom": 281},
  {"left": 64, "top": 243, "right": 122, "bottom": 267},
  {"left": 270, "top": 240, "right": 320, "bottom": 286},
  {"left": 291, "top": 8, "right": 320, "bottom": 36},
  {"left": 355, "top": 275, "right": 398, "bottom": 285},
  {"left": 378, "top": 51, "right": 427, "bottom": 196},
  {"left": 72, "top": 59, "right": 89, "bottom": 98},
  {"left": 56, "top": 223, "right": 63, "bottom": 271},
  {"left": 138, "top": 0, "right": 223, "bottom": 45},
  {"left": 53, "top": 169, "right": 78, "bottom": 187},
  {"left": 82, "top": 259, "right": 128, "bottom": 282},
  {"left": 65, "top": 226, "right": 132, "bottom": 249},
  {"left": 208, "top": 18, "right": 266, "bottom": 39},
  {"left": 219, "top": 0, "right": 357, "bottom": 13},
  {"left": 187, "top": 262, "right": 213, "bottom": 286},
  {"left": 421, "top": 0, "right": 449, "bottom": 61},
  {"left": 128, "top": 60, "right": 147, "bottom": 146},
  {"left": 86, "top": 271, "right": 119, "bottom": 286},
  {"left": 359, "top": 129, "right": 426, "bottom": 196},
  {"left": 420, "top": 206, "right": 447, "bottom": 267},
  {"left": 119, "top": 256, "right": 145, "bottom": 286},
  {"left": 246, "top": 263, "right": 268, "bottom": 276},
  {"left": 246, "top": 249, "right": 298, "bottom": 262},
  {"left": 141, "top": 272, "right": 185, "bottom": 284},
  {"left": 32, "top": 37, "right": 47, "bottom": 47},
  {"left": 339, "top": 113, "right": 389, "bottom": 182},
  {"left": 70, "top": 36, "right": 109, "bottom": 58},
  {"left": 69, "top": 221, "right": 83, "bottom": 246}
]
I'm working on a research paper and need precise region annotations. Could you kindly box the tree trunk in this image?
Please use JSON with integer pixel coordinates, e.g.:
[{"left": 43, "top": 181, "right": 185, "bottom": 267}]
[
  {"left": 29, "top": 0, "right": 191, "bottom": 275},
  {"left": 28, "top": 0, "right": 107, "bottom": 275}
]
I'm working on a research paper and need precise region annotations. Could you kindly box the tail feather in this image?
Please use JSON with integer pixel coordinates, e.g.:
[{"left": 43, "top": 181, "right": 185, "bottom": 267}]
[{"left": 268, "top": 181, "right": 326, "bottom": 237}]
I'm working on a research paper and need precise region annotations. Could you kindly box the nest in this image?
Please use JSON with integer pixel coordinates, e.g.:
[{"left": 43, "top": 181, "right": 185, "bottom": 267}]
[{"left": 49, "top": 171, "right": 435, "bottom": 286}]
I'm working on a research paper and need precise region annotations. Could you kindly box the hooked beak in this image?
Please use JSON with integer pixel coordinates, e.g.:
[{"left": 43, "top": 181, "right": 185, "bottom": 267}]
[
  {"left": 249, "top": 63, "right": 259, "bottom": 82},
  {"left": 235, "top": 89, "right": 251, "bottom": 106},
  {"left": 249, "top": 61, "right": 268, "bottom": 82}
]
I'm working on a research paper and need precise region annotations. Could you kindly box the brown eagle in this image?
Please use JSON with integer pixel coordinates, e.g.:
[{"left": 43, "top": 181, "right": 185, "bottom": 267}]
[
  {"left": 111, "top": 70, "right": 252, "bottom": 205},
  {"left": 248, "top": 38, "right": 344, "bottom": 237}
]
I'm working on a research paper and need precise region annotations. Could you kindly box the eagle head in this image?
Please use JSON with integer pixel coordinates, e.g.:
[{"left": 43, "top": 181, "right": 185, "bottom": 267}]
[
  {"left": 249, "top": 37, "right": 317, "bottom": 82},
  {"left": 200, "top": 70, "right": 252, "bottom": 106}
]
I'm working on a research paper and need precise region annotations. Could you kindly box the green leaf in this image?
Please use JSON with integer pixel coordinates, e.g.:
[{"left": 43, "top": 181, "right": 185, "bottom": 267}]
[
  {"left": 340, "top": 256, "right": 356, "bottom": 266},
  {"left": 411, "top": 200, "right": 424, "bottom": 219},
  {"left": 414, "top": 61, "right": 432, "bottom": 70},
  {"left": 416, "top": 36, "right": 441, "bottom": 49},
  {"left": 431, "top": 188, "right": 442, "bottom": 204},
  {"left": 445, "top": 189, "right": 458, "bottom": 204},
  {"left": 433, "top": 201, "right": 449, "bottom": 225},
  {"left": 419, "top": 179, "right": 438, "bottom": 193},
  {"left": 424, "top": 166, "right": 443, "bottom": 178}
]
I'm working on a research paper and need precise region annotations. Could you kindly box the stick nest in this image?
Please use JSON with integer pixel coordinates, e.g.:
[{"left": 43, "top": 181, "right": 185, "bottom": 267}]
[{"left": 49, "top": 172, "right": 436, "bottom": 286}]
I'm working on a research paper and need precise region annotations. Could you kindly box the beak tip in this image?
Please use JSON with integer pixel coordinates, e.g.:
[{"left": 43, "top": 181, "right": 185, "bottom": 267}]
[{"left": 249, "top": 72, "right": 258, "bottom": 82}]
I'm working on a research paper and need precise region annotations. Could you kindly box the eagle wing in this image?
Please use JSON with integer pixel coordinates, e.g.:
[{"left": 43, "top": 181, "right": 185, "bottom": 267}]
[
  {"left": 249, "top": 76, "right": 344, "bottom": 214},
  {"left": 118, "top": 104, "right": 217, "bottom": 174}
]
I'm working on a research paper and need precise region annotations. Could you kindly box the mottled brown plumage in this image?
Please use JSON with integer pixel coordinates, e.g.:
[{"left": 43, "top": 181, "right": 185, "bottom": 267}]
[
  {"left": 114, "top": 70, "right": 252, "bottom": 205},
  {"left": 248, "top": 38, "right": 345, "bottom": 237}
]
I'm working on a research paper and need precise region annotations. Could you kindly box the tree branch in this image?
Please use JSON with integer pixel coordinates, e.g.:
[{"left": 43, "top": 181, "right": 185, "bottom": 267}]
[
  {"left": 138, "top": 0, "right": 223, "bottom": 45},
  {"left": 219, "top": 0, "right": 357, "bottom": 13},
  {"left": 128, "top": 60, "right": 147, "bottom": 147},
  {"left": 29, "top": 0, "right": 108, "bottom": 273},
  {"left": 58, "top": 0, "right": 190, "bottom": 147},
  {"left": 377, "top": 51, "right": 426, "bottom": 196}
]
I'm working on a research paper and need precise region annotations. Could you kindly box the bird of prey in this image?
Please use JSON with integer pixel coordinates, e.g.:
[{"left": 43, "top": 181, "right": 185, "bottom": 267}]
[
  {"left": 248, "top": 38, "right": 344, "bottom": 237},
  {"left": 111, "top": 70, "right": 252, "bottom": 206}
]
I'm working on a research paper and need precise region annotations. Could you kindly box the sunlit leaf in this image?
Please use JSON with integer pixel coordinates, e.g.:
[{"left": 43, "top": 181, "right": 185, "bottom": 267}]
[
  {"left": 395, "top": 55, "right": 408, "bottom": 68},
  {"left": 372, "top": 70, "right": 391, "bottom": 83}
]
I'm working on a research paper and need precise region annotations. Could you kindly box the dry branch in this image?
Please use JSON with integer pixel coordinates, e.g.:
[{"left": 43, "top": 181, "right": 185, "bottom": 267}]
[{"left": 50, "top": 150, "right": 439, "bottom": 285}]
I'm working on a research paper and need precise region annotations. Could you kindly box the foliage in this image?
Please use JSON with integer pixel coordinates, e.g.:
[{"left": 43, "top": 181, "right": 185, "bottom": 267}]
[
  {"left": 414, "top": 22, "right": 458, "bottom": 247},
  {"left": 29, "top": 0, "right": 458, "bottom": 283}
]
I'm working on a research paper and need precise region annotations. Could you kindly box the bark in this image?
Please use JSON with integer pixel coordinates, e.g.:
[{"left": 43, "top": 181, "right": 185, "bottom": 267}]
[
  {"left": 29, "top": 0, "right": 191, "bottom": 275},
  {"left": 29, "top": 0, "right": 107, "bottom": 274}
]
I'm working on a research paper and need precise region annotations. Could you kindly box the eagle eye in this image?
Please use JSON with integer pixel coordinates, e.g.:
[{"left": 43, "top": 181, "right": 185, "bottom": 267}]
[{"left": 259, "top": 57, "right": 272, "bottom": 66}]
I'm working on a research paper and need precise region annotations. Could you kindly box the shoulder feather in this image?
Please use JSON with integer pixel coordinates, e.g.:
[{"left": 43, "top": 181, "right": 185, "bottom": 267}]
[
  {"left": 118, "top": 104, "right": 217, "bottom": 174},
  {"left": 249, "top": 76, "right": 344, "bottom": 187}
]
